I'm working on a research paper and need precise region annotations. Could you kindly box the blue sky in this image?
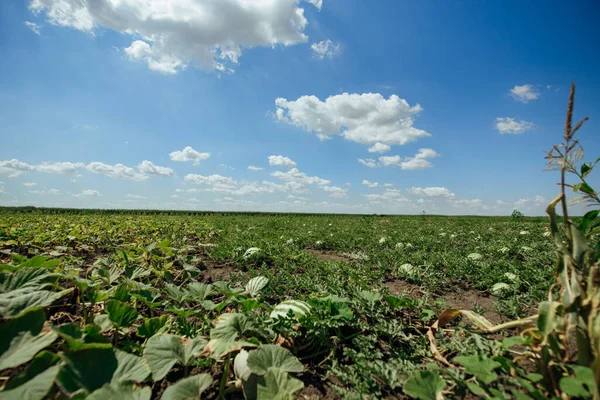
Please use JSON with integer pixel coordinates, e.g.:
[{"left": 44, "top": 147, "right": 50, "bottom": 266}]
[{"left": 1, "top": 0, "right": 599, "bottom": 215}]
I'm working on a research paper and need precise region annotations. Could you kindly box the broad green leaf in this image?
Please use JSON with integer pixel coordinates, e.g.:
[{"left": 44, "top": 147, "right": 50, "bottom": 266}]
[
  {"left": 0, "top": 268, "right": 53, "bottom": 294},
  {"left": 403, "top": 370, "right": 445, "bottom": 400},
  {"left": 161, "top": 374, "right": 213, "bottom": 400},
  {"left": 256, "top": 368, "right": 304, "bottom": 400},
  {"left": 454, "top": 355, "right": 501, "bottom": 384},
  {"left": 247, "top": 345, "right": 303, "bottom": 376},
  {"left": 113, "top": 350, "right": 151, "bottom": 383},
  {"left": 19, "top": 256, "right": 60, "bottom": 269},
  {"left": 88, "top": 382, "right": 152, "bottom": 400},
  {"left": 210, "top": 313, "right": 255, "bottom": 342},
  {"left": 4, "top": 351, "right": 59, "bottom": 390},
  {"left": 0, "top": 365, "right": 59, "bottom": 400},
  {"left": 204, "top": 339, "right": 257, "bottom": 360},
  {"left": 0, "top": 288, "right": 73, "bottom": 318},
  {"left": 58, "top": 347, "right": 118, "bottom": 394},
  {"left": 186, "top": 282, "right": 213, "bottom": 300},
  {"left": 143, "top": 334, "right": 185, "bottom": 381},
  {"left": 106, "top": 300, "right": 139, "bottom": 328},
  {"left": 560, "top": 377, "right": 590, "bottom": 397},
  {"left": 0, "top": 330, "right": 58, "bottom": 371},
  {"left": 466, "top": 382, "right": 488, "bottom": 397},
  {"left": 358, "top": 290, "right": 383, "bottom": 304},
  {"left": 137, "top": 315, "right": 171, "bottom": 339},
  {"left": 53, "top": 324, "right": 110, "bottom": 351},
  {"left": 183, "top": 336, "right": 207, "bottom": 365},
  {"left": 0, "top": 308, "right": 45, "bottom": 354},
  {"left": 245, "top": 276, "right": 269, "bottom": 297}
]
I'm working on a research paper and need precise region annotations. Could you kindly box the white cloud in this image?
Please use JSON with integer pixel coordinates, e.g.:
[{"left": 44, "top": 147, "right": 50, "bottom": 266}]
[
  {"left": 368, "top": 142, "right": 391, "bottom": 153},
  {"left": 28, "top": 188, "right": 60, "bottom": 195},
  {"left": 24, "top": 21, "right": 41, "bottom": 35},
  {"left": 36, "top": 162, "right": 84, "bottom": 174},
  {"left": 271, "top": 168, "right": 330, "bottom": 189},
  {"left": 126, "top": 194, "right": 146, "bottom": 199},
  {"left": 364, "top": 189, "right": 408, "bottom": 203},
  {"left": 23, "top": 182, "right": 37, "bottom": 187},
  {"left": 169, "top": 146, "right": 211, "bottom": 165},
  {"left": 510, "top": 84, "right": 540, "bottom": 103},
  {"left": 377, "top": 148, "right": 439, "bottom": 170},
  {"left": 86, "top": 162, "right": 148, "bottom": 181},
  {"left": 72, "top": 189, "right": 101, "bottom": 197},
  {"left": 362, "top": 180, "right": 379, "bottom": 188},
  {"left": 268, "top": 155, "right": 296, "bottom": 168},
  {"left": 184, "top": 174, "right": 237, "bottom": 190},
  {"left": 451, "top": 198, "right": 488, "bottom": 210},
  {"left": 515, "top": 196, "right": 546, "bottom": 208},
  {"left": 247, "top": 165, "right": 264, "bottom": 171},
  {"left": 275, "top": 92, "right": 429, "bottom": 147},
  {"left": 495, "top": 117, "right": 534, "bottom": 134},
  {"left": 0, "top": 159, "right": 84, "bottom": 176},
  {"left": 30, "top": 0, "right": 321, "bottom": 74},
  {"left": 358, "top": 158, "right": 378, "bottom": 168},
  {"left": 138, "top": 160, "right": 175, "bottom": 177},
  {"left": 322, "top": 185, "right": 347, "bottom": 198},
  {"left": 316, "top": 133, "right": 332, "bottom": 141},
  {"left": 408, "top": 187, "right": 455, "bottom": 198},
  {"left": 311, "top": 39, "right": 340, "bottom": 59},
  {"left": 384, "top": 183, "right": 393, "bottom": 187}
]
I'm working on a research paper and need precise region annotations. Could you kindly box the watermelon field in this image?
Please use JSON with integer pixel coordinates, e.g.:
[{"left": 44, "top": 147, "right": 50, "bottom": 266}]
[{"left": 0, "top": 209, "right": 566, "bottom": 399}]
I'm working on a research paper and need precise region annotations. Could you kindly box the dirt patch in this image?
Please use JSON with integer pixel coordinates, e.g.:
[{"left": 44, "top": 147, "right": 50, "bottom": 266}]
[
  {"left": 382, "top": 279, "right": 422, "bottom": 297},
  {"left": 439, "top": 291, "right": 502, "bottom": 325},
  {"left": 298, "top": 372, "right": 340, "bottom": 400},
  {"left": 306, "top": 249, "right": 351, "bottom": 263},
  {"left": 202, "top": 259, "right": 240, "bottom": 283},
  {"left": 382, "top": 279, "right": 503, "bottom": 325}
]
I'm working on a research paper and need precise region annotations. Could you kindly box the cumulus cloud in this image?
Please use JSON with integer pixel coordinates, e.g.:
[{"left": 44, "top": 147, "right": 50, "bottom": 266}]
[
  {"left": 451, "top": 198, "right": 488, "bottom": 210},
  {"left": 184, "top": 173, "right": 290, "bottom": 196},
  {"left": 30, "top": 0, "right": 321, "bottom": 74},
  {"left": 373, "top": 149, "right": 439, "bottom": 171},
  {"left": 311, "top": 39, "right": 340, "bottom": 59},
  {"left": 275, "top": 92, "right": 429, "bottom": 147},
  {"left": 24, "top": 21, "right": 41, "bottom": 35},
  {"left": 368, "top": 142, "right": 391, "bottom": 153},
  {"left": 510, "top": 84, "right": 540, "bottom": 103},
  {"left": 495, "top": 117, "right": 534, "bottom": 134},
  {"left": 170, "top": 146, "right": 211, "bottom": 165},
  {"left": 184, "top": 174, "right": 237, "bottom": 190},
  {"left": 0, "top": 159, "right": 84, "bottom": 176},
  {"left": 22, "top": 182, "right": 37, "bottom": 187},
  {"left": 515, "top": 196, "right": 546, "bottom": 208},
  {"left": 271, "top": 168, "right": 330, "bottom": 192},
  {"left": 268, "top": 155, "right": 296, "bottom": 168},
  {"left": 322, "top": 185, "right": 347, "bottom": 198},
  {"left": 72, "top": 189, "right": 101, "bottom": 197},
  {"left": 362, "top": 180, "right": 379, "bottom": 188},
  {"left": 408, "top": 187, "right": 455, "bottom": 198},
  {"left": 247, "top": 165, "right": 264, "bottom": 171},
  {"left": 358, "top": 158, "right": 378, "bottom": 168},
  {"left": 138, "top": 160, "right": 175, "bottom": 177},
  {"left": 86, "top": 162, "right": 148, "bottom": 181},
  {"left": 364, "top": 189, "right": 408, "bottom": 203}
]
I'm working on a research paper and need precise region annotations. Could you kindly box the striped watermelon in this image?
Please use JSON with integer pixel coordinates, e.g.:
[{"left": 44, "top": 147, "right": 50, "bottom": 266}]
[
  {"left": 269, "top": 300, "right": 311, "bottom": 320},
  {"left": 245, "top": 276, "right": 269, "bottom": 297}
]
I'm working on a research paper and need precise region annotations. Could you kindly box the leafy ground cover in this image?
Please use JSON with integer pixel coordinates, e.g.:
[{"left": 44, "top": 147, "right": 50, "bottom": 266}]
[{"left": 0, "top": 210, "right": 559, "bottom": 398}]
